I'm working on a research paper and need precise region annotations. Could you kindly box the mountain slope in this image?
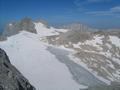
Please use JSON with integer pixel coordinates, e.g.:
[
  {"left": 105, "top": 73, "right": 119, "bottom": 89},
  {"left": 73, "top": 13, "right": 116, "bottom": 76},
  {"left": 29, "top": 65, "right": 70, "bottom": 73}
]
[
  {"left": 0, "top": 48, "right": 35, "bottom": 90},
  {"left": 0, "top": 24, "right": 85, "bottom": 90},
  {"left": 43, "top": 29, "right": 120, "bottom": 85},
  {"left": 0, "top": 19, "right": 120, "bottom": 89}
]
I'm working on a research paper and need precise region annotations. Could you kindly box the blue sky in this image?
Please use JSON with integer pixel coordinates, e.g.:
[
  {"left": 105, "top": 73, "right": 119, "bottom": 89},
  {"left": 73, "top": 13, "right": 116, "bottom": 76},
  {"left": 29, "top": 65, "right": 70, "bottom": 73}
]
[{"left": 0, "top": 0, "right": 120, "bottom": 29}]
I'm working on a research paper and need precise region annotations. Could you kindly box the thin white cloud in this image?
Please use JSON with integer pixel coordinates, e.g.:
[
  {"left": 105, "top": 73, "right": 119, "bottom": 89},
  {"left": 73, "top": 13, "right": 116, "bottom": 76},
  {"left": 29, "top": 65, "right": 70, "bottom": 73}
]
[
  {"left": 85, "top": 6, "right": 120, "bottom": 17},
  {"left": 73, "top": 0, "right": 112, "bottom": 12},
  {"left": 85, "top": 11, "right": 112, "bottom": 15},
  {"left": 73, "top": 0, "right": 120, "bottom": 18},
  {"left": 74, "top": 0, "right": 112, "bottom": 7},
  {"left": 111, "top": 6, "right": 120, "bottom": 12},
  {"left": 87, "top": 0, "right": 112, "bottom": 3}
]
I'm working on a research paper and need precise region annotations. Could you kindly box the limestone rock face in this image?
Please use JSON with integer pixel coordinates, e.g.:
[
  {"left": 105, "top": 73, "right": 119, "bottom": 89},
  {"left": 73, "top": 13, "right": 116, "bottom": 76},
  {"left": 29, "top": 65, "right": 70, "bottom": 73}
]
[
  {"left": 0, "top": 48, "right": 36, "bottom": 90},
  {"left": 42, "top": 29, "right": 120, "bottom": 84},
  {"left": 20, "top": 17, "right": 37, "bottom": 33},
  {"left": 2, "top": 17, "right": 37, "bottom": 37}
]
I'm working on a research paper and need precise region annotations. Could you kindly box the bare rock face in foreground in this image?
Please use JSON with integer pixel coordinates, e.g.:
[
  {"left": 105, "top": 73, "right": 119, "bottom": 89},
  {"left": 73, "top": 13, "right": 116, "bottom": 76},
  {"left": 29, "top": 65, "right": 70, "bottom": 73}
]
[{"left": 0, "top": 48, "right": 36, "bottom": 90}]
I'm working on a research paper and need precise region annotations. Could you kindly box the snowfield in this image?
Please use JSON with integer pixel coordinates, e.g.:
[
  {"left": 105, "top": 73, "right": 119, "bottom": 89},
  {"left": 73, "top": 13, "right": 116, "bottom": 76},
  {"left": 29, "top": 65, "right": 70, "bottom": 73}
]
[
  {"left": 0, "top": 21, "right": 120, "bottom": 89},
  {"left": 109, "top": 36, "right": 120, "bottom": 48},
  {"left": 34, "top": 22, "right": 67, "bottom": 37},
  {"left": 41, "top": 26, "right": 120, "bottom": 84},
  {"left": 0, "top": 31, "right": 86, "bottom": 90},
  {"left": 69, "top": 55, "right": 111, "bottom": 85}
]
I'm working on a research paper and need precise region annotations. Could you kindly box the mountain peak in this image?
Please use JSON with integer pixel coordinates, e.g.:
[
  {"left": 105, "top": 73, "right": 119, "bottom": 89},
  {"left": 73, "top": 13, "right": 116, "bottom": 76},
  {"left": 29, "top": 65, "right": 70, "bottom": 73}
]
[{"left": 2, "top": 17, "right": 37, "bottom": 38}]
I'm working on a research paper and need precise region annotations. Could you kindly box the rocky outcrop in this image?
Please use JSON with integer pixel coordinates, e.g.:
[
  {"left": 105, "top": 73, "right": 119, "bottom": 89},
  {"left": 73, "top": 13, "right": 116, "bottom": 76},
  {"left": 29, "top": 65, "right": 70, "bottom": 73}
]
[
  {"left": 61, "top": 23, "right": 89, "bottom": 31},
  {"left": 2, "top": 17, "right": 37, "bottom": 38},
  {"left": 20, "top": 17, "right": 37, "bottom": 33},
  {"left": 0, "top": 48, "right": 36, "bottom": 90},
  {"left": 42, "top": 29, "right": 120, "bottom": 84},
  {"left": 0, "top": 35, "right": 7, "bottom": 41},
  {"left": 83, "top": 83, "right": 120, "bottom": 90}
]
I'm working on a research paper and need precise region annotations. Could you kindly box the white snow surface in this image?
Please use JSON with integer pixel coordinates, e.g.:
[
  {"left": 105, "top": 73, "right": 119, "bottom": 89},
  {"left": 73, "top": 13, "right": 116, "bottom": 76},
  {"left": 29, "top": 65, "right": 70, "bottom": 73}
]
[
  {"left": 69, "top": 55, "right": 111, "bottom": 85},
  {"left": 0, "top": 30, "right": 86, "bottom": 90},
  {"left": 34, "top": 22, "right": 67, "bottom": 37},
  {"left": 109, "top": 36, "right": 120, "bottom": 48},
  {"left": 84, "top": 35, "right": 104, "bottom": 50},
  {"left": 2, "top": 22, "right": 120, "bottom": 89},
  {"left": 72, "top": 35, "right": 104, "bottom": 50}
]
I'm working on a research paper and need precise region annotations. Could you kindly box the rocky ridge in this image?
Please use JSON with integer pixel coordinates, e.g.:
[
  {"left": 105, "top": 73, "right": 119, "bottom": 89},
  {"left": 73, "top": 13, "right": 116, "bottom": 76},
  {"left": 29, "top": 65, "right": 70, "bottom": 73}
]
[
  {"left": 0, "top": 48, "right": 35, "bottom": 90},
  {"left": 41, "top": 26, "right": 120, "bottom": 85},
  {"left": 0, "top": 18, "right": 120, "bottom": 89}
]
